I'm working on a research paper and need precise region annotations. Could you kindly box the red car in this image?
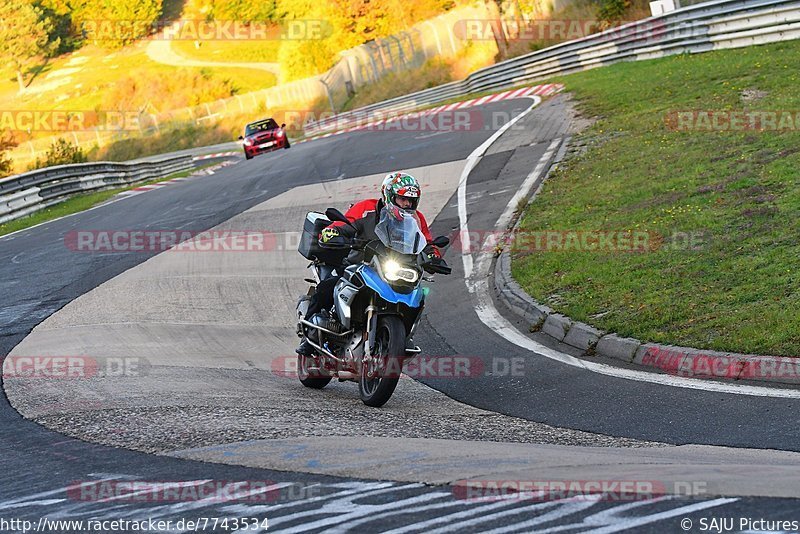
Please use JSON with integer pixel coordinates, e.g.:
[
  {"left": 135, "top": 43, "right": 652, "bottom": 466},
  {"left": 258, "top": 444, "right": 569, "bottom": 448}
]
[{"left": 239, "top": 118, "right": 290, "bottom": 159}]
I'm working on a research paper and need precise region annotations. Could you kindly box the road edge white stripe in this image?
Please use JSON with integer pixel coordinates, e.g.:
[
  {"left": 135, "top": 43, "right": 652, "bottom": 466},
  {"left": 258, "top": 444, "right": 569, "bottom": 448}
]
[{"left": 456, "top": 98, "right": 800, "bottom": 399}]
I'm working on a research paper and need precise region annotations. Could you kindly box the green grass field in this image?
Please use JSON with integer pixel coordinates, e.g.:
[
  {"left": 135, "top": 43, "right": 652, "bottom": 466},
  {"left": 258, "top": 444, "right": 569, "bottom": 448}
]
[
  {"left": 0, "top": 43, "right": 276, "bottom": 139},
  {"left": 172, "top": 40, "right": 282, "bottom": 63},
  {"left": 512, "top": 39, "right": 800, "bottom": 356}
]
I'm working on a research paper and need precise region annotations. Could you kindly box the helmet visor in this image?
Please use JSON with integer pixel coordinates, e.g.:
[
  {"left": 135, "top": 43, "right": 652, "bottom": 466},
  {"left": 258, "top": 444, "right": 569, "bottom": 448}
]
[{"left": 392, "top": 194, "right": 419, "bottom": 211}]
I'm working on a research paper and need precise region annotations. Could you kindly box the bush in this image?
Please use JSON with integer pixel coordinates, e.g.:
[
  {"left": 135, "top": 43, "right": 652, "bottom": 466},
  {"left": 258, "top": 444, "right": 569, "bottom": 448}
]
[
  {"left": 0, "top": 130, "right": 15, "bottom": 178},
  {"left": 597, "top": 0, "right": 631, "bottom": 27},
  {"left": 93, "top": 123, "right": 234, "bottom": 162},
  {"left": 0, "top": 151, "right": 12, "bottom": 179},
  {"left": 30, "top": 138, "right": 87, "bottom": 170},
  {"left": 206, "top": 0, "right": 277, "bottom": 23},
  {"left": 102, "top": 69, "right": 237, "bottom": 112}
]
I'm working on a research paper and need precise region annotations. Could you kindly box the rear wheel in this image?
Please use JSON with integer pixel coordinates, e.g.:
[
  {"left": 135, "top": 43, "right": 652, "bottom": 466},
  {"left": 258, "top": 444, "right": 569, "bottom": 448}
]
[
  {"left": 359, "top": 315, "right": 404, "bottom": 407},
  {"left": 297, "top": 353, "right": 331, "bottom": 389}
]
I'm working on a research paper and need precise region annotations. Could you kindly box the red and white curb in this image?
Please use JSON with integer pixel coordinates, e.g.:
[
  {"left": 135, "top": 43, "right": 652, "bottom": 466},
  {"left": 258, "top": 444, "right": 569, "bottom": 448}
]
[
  {"left": 116, "top": 160, "right": 238, "bottom": 199},
  {"left": 192, "top": 151, "right": 241, "bottom": 161},
  {"left": 296, "top": 83, "right": 563, "bottom": 144}
]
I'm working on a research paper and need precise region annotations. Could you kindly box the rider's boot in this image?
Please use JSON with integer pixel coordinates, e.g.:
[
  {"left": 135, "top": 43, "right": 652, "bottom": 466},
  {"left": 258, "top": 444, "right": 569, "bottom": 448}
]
[{"left": 296, "top": 337, "right": 315, "bottom": 357}]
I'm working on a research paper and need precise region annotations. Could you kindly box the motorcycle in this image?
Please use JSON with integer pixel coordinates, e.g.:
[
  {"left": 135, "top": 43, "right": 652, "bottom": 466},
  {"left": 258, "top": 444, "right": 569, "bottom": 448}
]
[{"left": 295, "top": 207, "right": 451, "bottom": 407}]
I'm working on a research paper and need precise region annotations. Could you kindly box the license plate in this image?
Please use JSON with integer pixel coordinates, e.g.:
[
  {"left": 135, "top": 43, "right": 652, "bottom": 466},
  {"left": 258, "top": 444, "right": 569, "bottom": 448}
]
[{"left": 258, "top": 141, "right": 274, "bottom": 149}]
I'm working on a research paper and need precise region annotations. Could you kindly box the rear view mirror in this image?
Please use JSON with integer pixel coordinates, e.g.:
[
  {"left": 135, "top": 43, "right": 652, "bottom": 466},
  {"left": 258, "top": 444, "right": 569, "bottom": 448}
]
[
  {"left": 238, "top": 136, "right": 243, "bottom": 140},
  {"left": 325, "top": 208, "right": 349, "bottom": 224},
  {"left": 432, "top": 235, "right": 450, "bottom": 248}
]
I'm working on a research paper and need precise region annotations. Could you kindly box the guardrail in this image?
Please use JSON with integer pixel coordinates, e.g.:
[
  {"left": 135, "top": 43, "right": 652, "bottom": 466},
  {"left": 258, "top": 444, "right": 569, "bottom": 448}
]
[
  {"left": 0, "top": 156, "right": 193, "bottom": 225},
  {"left": 305, "top": 0, "right": 800, "bottom": 135}
]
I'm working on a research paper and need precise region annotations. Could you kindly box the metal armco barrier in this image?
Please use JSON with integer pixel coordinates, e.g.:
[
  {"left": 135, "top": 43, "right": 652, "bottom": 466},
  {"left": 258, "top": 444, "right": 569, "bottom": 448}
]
[
  {"left": 305, "top": 0, "right": 799, "bottom": 135},
  {"left": 0, "top": 156, "right": 193, "bottom": 225}
]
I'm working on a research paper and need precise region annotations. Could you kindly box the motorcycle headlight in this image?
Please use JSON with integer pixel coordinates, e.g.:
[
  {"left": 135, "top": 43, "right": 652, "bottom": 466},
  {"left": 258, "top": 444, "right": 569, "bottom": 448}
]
[{"left": 383, "top": 259, "right": 419, "bottom": 283}]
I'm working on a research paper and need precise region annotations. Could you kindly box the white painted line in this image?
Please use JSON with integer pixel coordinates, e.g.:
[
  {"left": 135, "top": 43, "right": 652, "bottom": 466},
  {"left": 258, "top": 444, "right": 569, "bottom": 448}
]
[
  {"left": 268, "top": 484, "right": 442, "bottom": 531},
  {"left": 416, "top": 131, "right": 450, "bottom": 140},
  {"left": 580, "top": 498, "right": 738, "bottom": 534},
  {"left": 476, "top": 496, "right": 603, "bottom": 534},
  {"left": 495, "top": 138, "right": 561, "bottom": 232},
  {"left": 346, "top": 498, "right": 514, "bottom": 534},
  {"left": 457, "top": 95, "right": 541, "bottom": 279},
  {"left": 457, "top": 95, "right": 800, "bottom": 399},
  {"left": 423, "top": 499, "right": 588, "bottom": 534},
  {"left": 384, "top": 498, "right": 564, "bottom": 534},
  {"left": 488, "top": 188, "right": 513, "bottom": 196}
]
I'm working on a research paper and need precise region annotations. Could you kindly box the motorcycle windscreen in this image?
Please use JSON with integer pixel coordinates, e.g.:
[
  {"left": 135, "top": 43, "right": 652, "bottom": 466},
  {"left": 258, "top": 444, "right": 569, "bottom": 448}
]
[{"left": 374, "top": 208, "right": 427, "bottom": 255}]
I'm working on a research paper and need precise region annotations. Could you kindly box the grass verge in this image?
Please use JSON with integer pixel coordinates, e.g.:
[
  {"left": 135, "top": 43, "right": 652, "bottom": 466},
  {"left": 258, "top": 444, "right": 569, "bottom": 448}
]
[
  {"left": 512, "top": 39, "right": 800, "bottom": 356},
  {"left": 0, "top": 165, "right": 208, "bottom": 237}
]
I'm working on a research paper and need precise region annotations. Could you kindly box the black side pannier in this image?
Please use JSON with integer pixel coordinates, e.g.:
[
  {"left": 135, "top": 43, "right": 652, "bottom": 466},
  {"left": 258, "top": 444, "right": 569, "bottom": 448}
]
[{"left": 298, "top": 211, "right": 348, "bottom": 264}]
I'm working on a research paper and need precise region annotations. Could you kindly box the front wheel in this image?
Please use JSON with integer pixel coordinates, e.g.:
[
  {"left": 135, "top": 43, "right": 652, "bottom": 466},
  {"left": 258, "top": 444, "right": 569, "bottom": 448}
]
[
  {"left": 297, "top": 353, "right": 331, "bottom": 389},
  {"left": 359, "top": 315, "right": 404, "bottom": 407}
]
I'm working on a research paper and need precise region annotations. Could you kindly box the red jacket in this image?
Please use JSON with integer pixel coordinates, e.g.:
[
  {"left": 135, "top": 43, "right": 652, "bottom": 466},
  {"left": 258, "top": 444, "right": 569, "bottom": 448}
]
[{"left": 327, "top": 199, "right": 439, "bottom": 255}]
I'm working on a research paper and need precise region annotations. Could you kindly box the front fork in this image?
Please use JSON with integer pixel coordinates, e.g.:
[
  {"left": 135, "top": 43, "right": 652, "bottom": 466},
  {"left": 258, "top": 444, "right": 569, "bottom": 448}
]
[
  {"left": 363, "top": 297, "right": 381, "bottom": 379},
  {"left": 362, "top": 298, "right": 423, "bottom": 379}
]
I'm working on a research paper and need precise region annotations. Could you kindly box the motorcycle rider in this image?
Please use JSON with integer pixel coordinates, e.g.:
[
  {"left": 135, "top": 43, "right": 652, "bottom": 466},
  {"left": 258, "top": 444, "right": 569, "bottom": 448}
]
[{"left": 296, "top": 172, "right": 447, "bottom": 357}]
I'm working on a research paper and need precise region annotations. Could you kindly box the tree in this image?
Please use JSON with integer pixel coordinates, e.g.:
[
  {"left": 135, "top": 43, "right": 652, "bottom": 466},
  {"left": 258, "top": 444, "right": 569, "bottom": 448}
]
[
  {"left": 0, "top": 0, "right": 58, "bottom": 93},
  {"left": 273, "top": 0, "right": 456, "bottom": 80},
  {"left": 36, "top": 0, "right": 80, "bottom": 54},
  {"left": 597, "top": 0, "right": 631, "bottom": 29},
  {"left": 72, "top": 0, "right": 162, "bottom": 48},
  {"left": 0, "top": 131, "right": 15, "bottom": 179}
]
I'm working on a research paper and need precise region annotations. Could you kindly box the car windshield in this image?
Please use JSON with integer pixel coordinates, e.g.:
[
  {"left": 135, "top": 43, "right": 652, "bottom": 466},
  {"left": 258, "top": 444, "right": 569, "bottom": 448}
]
[
  {"left": 374, "top": 207, "right": 427, "bottom": 255},
  {"left": 244, "top": 119, "right": 279, "bottom": 136}
]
